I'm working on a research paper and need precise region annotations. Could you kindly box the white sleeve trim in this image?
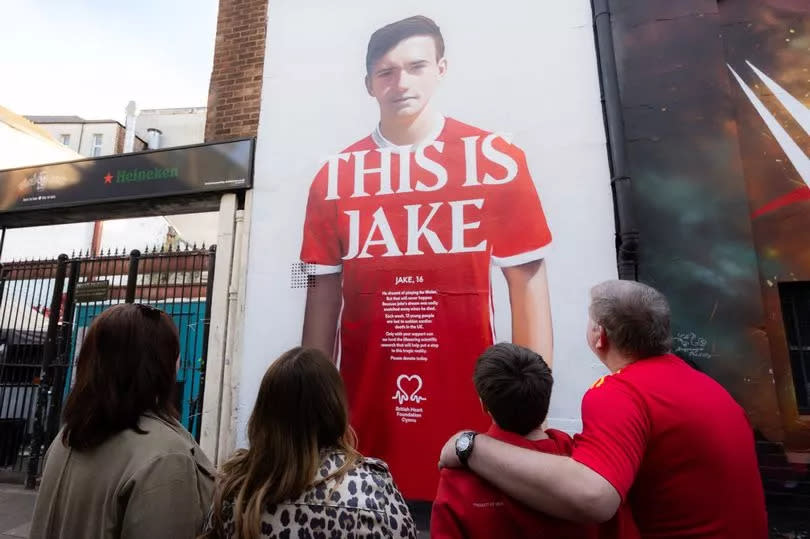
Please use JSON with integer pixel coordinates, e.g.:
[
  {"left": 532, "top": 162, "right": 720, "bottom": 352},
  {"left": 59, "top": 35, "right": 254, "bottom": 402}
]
[
  {"left": 491, "top": 244, "right": 552, "bottom": 267},
  {"left": 302, "top": 263, "right": 343, "bottom": 275}
]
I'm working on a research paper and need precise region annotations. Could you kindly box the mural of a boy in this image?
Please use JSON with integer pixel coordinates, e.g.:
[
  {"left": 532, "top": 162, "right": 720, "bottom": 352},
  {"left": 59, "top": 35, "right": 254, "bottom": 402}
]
[{"left": 299, "top": 15, "right": 553, "bottom": 499}]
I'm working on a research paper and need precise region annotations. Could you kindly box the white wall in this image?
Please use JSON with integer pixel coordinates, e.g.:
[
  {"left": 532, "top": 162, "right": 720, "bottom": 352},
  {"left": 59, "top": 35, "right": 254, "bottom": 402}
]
[
  {"left": 77, "top": 123, "right": 120, "bottom": 156},
  {"left": 35, "top": 122, "right": 120, "bottom": 157},
  {"left": 239, "top": 0, "right": 617, "bottom": 451},
  {"left": 34, "top": 123, "right": 84, "bottom": 153},
  {"left": 135, "top": 108, "right": 206, "bottom": 149},
  {"left": 0, "top": 121, "right": 79, "bottom": 169}
]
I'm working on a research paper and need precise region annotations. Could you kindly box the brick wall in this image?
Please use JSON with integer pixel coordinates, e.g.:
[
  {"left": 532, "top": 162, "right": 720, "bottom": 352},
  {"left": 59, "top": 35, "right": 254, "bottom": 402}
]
[
  {"left": 115, "top": 125, "right": 125, "bottom": 154},
  {"left": 204, "top": 0, "right": 268, "bottom": 142}
]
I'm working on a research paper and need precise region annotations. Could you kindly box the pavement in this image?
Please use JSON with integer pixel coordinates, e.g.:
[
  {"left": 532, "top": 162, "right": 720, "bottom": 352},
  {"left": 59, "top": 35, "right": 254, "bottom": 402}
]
[{"left": 0, "top": 484, "right": 35, "bottom": 539}]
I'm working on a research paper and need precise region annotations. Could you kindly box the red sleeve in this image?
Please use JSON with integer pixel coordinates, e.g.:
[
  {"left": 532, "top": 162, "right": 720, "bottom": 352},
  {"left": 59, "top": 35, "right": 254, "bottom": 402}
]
[
  {"left": 571, "top": 377, "right": 649, "bottom": 500},
  {"left": 300, "top": 164, "right": 343, "bottom": 273},
  {"left": 430, "top": 472, "right": 467, "bottom": 539},
  {"left": 484, "top": 137, "right": 552, "bottom": 266}
]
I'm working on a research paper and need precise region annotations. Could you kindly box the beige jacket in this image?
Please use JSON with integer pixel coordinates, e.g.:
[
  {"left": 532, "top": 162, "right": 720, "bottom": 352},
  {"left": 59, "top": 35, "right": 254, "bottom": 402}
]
[{"left": 30, "top": 413, "right": 215, "bottom": 539}]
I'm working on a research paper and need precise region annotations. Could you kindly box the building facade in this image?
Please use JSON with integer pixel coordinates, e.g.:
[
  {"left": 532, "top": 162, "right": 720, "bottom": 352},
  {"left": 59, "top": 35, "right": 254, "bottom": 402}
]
[
  {"left": 25, "top": 116, "right": 146, "bottom": 157},
  {"left": 201, "top": 0, "right": 810, "bottom": 528},
  {"left": 135, "top": 107, "right": 207, "bottom": 150}
]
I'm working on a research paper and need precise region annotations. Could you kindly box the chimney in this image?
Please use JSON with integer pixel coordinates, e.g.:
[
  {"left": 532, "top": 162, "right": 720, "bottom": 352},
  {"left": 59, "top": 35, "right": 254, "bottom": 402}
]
[
  {"left": 147, "top": 128, "right": 162, "bottom": 150},
  {"left": 123, "top": 100, "right": 137, "bottom": 153}
]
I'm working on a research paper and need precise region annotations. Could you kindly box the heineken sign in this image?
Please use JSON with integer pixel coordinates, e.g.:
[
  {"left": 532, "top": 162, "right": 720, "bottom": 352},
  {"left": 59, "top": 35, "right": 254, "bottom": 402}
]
[
  {"left": 114, "top": 168, "right": 179, "bottom": 183},
  {"left": 0, "top": 138, "right": 253, "bottom": 214}
]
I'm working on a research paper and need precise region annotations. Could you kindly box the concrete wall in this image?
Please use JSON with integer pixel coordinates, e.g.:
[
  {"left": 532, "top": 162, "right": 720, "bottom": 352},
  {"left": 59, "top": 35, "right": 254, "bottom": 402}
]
[
  {"left": 36, "top": 122, "right": 122, "bottom": 157},
  {"left": 33, "top": 123, "right": 84, "bottom": 154},
  {"left": 239, "top": 0, "right": 616, "bottom": 457},
  {"left": 136, "top": 107, "right": 207, "bottom": 149}
]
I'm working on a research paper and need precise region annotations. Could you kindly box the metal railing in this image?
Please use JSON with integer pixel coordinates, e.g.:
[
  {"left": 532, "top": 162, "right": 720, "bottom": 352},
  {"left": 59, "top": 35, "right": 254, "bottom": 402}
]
[{"left": 0, "top": 245, "right": 216, "bottom": 486}]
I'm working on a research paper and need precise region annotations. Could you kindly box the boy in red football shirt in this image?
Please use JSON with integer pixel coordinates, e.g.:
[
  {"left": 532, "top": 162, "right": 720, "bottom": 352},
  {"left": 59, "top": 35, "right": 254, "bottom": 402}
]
[
  {"left": 300, "top": 16, "right": 553, "bottom": 500},
  {"left": 432, "top": 343, "right": 598, "bottom": 538},
  {"left": 432, "top": 343, "right": 637, "bottom": 539}
]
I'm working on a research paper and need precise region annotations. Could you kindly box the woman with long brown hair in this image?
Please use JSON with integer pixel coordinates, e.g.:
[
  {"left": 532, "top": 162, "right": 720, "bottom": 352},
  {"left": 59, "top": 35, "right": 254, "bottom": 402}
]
[
  {"left": 203, "top": 347, "right": 416, "bottom": 538},
  {"left": 30, "top": 303, "right": 215, "bottom": 539}
]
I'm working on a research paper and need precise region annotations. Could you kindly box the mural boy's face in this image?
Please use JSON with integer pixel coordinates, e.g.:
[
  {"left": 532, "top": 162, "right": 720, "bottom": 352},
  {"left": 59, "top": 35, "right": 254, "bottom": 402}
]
[{"left": 366, "top": 35, "right": 446, "bottom": 123}]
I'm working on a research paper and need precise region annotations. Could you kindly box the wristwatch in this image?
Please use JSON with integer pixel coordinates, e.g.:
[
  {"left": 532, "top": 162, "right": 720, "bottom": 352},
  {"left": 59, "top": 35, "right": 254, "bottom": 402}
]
[{"left": 455, "top": 431, "right": 478, "bottom": 467}]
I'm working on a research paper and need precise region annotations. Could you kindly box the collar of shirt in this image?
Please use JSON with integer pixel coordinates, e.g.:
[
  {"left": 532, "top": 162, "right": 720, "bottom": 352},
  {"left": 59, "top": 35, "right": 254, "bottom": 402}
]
[{"left": 485, "top": 423, "right": 565, "bottom": 453}]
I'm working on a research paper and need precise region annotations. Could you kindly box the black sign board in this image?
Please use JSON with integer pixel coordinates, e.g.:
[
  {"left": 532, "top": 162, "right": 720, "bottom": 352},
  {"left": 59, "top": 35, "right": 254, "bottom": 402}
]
[
  {"left": 0, "top": 138, "right": 253, "bottom": 216},
  {"left": 74, "top": 280, "right": 111, "bottom": 303}
]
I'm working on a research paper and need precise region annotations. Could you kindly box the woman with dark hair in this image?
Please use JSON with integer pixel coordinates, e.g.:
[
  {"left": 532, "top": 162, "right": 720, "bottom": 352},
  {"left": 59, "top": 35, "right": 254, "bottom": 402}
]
[
  {"left": 30, "top": 303, "right": 215, "bottom": 539},
  {"left": 203, "top": 347, "right": 416, "bottom": 539}
]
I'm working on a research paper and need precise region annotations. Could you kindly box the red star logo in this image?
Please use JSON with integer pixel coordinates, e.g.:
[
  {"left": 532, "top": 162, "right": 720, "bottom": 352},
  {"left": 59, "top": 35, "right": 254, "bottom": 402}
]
[{"left": 104, "top": 172, "right": 113, "bottom": 184}]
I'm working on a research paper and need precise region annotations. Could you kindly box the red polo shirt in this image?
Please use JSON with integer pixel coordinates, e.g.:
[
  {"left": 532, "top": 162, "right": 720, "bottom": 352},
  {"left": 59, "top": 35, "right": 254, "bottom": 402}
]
[
  {"left": 571, "top": 354, "right": 768, "bottom": 538},
  {"left": 431, "top": 424, "right": 638, "bottom": 539}
]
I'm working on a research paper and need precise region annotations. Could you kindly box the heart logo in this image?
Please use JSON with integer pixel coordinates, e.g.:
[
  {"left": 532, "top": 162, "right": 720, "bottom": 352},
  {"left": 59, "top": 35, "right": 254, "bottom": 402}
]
[{"left": 396, "top": 374, "right": 425, "bottom": 403}]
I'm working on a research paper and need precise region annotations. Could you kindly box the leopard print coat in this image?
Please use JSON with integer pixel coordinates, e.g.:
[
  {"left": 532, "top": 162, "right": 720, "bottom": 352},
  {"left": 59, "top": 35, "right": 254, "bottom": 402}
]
[{"left": 205, "top": 450, "right": 417, "bottom": 538}]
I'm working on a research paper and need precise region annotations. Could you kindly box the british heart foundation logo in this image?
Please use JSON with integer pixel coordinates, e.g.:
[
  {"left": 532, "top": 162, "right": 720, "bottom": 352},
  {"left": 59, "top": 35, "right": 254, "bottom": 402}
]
[{"left": 392, "top": 374, "right": 427, "bottom": 405}]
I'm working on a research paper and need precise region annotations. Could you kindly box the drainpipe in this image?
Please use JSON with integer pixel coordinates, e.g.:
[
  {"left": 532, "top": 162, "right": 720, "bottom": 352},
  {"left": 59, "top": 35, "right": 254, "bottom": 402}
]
[
  {"left": 592, "top": 0, "right": 639, "bottom": 280},
  {"left": 90, "top": 221, "right": 103, "bottom": 255}
]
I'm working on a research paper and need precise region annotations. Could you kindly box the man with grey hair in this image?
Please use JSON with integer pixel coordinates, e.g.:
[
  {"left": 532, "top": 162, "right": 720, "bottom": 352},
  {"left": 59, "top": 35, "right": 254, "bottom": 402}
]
[{"left": 439, "top": 280, "right": 767, "bottom": 539}]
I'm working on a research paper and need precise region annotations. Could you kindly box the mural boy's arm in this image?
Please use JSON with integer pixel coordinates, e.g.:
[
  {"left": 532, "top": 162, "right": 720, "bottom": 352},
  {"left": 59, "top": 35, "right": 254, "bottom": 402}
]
[
  {"left": 502, "top": 259, "right": 553, "bottom": 366},
  {"left": 302, "top": 273, "right": 342, "bottom": 360}
]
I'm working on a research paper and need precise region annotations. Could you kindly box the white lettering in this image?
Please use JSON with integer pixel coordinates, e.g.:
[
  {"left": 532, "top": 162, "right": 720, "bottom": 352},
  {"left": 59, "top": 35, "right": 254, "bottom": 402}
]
[
  {"left": 396, "top": 150, "right": 412, "bottom": 193},
  {"left": 414, "top": 142, "right": 448, "bottom": 192},
  {"left": 358, "top": 207, "right": 403, "bottom": 258},
  {"left": 344, "top": 200, "right": 487, "bottom": 260},
  {"left": 343, "top": 209, "right": 361, "bottom": 260},
  {"left": 352, "top": 150, "right": 392, "bottom": 198},
  {"left": 482, "top": 133, "right": 518, "bottom": 185},
  {"left": 325, "top": 153, "right": 350, "bottom": 200},
  {"left": 450, "top": 199, "right": 487, "bottom": 253},
  {"left": 404, "top": 203, "right": 447, "bottom": 255},
  {"left": 461, "top": 136, "right": 480, "bottom": 186}
]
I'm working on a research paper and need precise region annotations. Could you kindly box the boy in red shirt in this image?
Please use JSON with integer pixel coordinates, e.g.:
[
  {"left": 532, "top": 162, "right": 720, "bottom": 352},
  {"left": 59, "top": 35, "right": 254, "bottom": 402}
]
[{"left": 431, "top": 343, "right": 636, "bottom": 538}]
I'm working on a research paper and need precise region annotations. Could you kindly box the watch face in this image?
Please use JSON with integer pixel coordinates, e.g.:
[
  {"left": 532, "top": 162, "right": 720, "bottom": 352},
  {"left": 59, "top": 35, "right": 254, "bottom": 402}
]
[{"left": 457, "top": 436, "right": 471, "bottom": 451}]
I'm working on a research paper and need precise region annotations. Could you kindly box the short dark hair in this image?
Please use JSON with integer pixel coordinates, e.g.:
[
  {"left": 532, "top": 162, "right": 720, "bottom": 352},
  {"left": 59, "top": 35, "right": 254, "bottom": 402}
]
[
  {"left": 366, "top": 15, "right": 445, "bottom": 74},
  {"left": 61, "top": 303, "right": 180, "bottom": 450},
  {"left": 589, "top": 280, "right": 672, "bottom": 359},
  {"left": 473, "top": 343, "right": 553, "bottom": 436}
]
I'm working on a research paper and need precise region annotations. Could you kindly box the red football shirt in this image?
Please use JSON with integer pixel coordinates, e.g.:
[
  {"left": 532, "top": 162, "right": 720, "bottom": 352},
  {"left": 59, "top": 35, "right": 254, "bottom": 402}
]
[
  {"left": 301, "top": 117, "right": 551, "bottom": 499},
  {"left": 431, "top": 424, "right": 638, "bottom": 539},
  {"left": 571, "top": 354, "right": 768, "bottom": 538}
]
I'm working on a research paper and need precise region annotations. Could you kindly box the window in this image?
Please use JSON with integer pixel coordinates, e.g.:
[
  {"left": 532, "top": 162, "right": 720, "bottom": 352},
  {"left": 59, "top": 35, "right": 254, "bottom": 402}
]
[
  {"left": 91, "top": 133, "right": 103, "bottom": 157},
  {"left": 779, "top": 281, "right": 810, "bottom": 414},
  {"left": 59, "top": 134, "right": 70, "bottom": 146}
]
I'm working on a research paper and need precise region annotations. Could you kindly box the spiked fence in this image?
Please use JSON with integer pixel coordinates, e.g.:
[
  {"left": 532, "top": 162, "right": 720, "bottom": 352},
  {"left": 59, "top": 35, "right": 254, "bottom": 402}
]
[{"left": 0, "top": 244, "right": 216, "bottom": 485}]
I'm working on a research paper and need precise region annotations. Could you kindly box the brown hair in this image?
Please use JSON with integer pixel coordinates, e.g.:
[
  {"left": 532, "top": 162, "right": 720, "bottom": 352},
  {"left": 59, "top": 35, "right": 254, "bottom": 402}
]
[
  {"left": 589, "top": 280, "right": 672, "bottom": 359},
  {"left": 473, "top": 343, "right": 553, "bottom": 436},
  {"left": 61, "top": 303, "right": 180, "bottom": 450},
  {"left": 366, "top": 15, "right": 445, "bottom": 74},
  {"left": 206, "top": 347, "right": 361, "bottom": 539}
]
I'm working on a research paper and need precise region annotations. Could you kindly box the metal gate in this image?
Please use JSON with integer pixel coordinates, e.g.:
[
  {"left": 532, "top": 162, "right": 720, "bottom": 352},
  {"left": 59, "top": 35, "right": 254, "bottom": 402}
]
[{"left": 0, "top": 245, "right": 216, "bottom": 486}]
